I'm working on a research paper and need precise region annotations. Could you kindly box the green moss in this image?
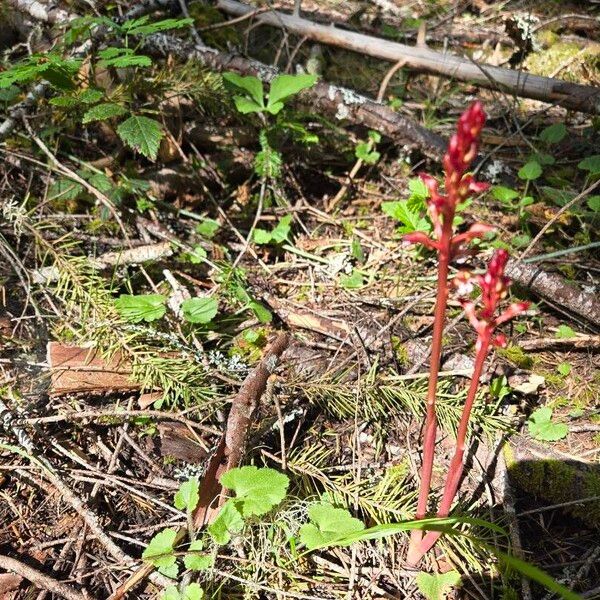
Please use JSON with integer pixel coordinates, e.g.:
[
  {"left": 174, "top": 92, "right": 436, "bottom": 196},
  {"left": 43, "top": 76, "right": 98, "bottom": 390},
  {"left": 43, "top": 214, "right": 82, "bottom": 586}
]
[
  {"left": 507, "top": 451, "right": 600, "bottom": 527},
  {"left": 188, "top": 2, "right": 241, "bottom": 49},
  {"left": 497, "top": 344, "right": 534, "bottom": 369},
  {"left": 525, "top": 42, "right": 600, "bottom": 84},
  {"left": 391, "top": 336, "right": 410, "bottom": 367}
]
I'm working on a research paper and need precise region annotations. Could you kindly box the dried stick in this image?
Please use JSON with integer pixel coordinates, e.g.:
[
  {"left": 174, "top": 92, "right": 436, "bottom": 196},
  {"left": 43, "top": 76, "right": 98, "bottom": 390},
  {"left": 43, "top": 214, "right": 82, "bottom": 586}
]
[
  {"left": 217, "top": 0, "right": 600, "bottom": 114},
  {"left": 0, "top": 555, "right": 85, "bottom": 600}
]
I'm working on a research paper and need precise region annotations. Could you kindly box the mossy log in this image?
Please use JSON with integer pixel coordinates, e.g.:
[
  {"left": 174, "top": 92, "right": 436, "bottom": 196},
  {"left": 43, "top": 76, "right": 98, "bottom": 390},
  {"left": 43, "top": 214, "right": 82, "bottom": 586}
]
[{"left": 505, "top": 434, "right": 600, "bottom": 528}]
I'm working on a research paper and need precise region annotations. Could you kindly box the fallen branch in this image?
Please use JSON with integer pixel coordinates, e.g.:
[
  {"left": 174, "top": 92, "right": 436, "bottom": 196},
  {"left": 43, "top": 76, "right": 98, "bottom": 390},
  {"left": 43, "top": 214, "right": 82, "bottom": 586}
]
[
  {"left": 507, "top": 259, "right": 600, "bottom": 327},
  {"left": 519, "top": 334, "right": 600, "bottom": 351},
  {"left": 216, "top": 0, "right": 600, "bottom": 114},
  {"left": 0, "top": 555, "right": 85, "bottom": 600}
]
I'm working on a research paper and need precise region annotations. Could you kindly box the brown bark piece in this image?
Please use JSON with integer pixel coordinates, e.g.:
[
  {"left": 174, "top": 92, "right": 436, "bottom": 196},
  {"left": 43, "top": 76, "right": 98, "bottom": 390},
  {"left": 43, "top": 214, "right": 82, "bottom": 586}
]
[{"left": 47, "top": 343, "right": 138, "bottom": 395}]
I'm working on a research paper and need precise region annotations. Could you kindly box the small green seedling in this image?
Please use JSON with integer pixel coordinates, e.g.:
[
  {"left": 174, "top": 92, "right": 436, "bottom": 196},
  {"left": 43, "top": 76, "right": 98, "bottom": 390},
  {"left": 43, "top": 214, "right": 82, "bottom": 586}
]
[
  {"left": 115, "top": 294, "right": 167, "bottom": 323},
  {"left": 416, "top": 571, "right": 461, "bottom": 600}
]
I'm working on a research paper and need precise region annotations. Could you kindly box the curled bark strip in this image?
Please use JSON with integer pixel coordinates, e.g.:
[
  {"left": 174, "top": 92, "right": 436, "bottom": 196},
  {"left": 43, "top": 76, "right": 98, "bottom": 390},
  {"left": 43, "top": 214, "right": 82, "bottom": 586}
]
[
  {"left": 0, "top": 555, "right": 85, "bottom": 600},
  {"left": 507, "top": 259, "right": 600, "bottom": 327},
  {"left": 217, "top": 0, "right": 600, "bottom": 114}
]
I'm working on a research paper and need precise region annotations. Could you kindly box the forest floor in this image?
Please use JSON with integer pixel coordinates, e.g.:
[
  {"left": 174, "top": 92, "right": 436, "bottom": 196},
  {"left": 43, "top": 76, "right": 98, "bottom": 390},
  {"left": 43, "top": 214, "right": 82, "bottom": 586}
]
[{"left": 0, "top": 0, "right": 599, "bottom": 599}]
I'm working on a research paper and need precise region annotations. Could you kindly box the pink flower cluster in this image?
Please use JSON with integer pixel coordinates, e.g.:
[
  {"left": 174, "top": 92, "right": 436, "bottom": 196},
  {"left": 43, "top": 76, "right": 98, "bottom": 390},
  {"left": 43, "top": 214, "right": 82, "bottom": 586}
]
[
  {"left": 455, "top": 249, "right": 530, "bottom": 350},
  {"left": 404, "top": 101, "right": 492, "bottom": 257}
]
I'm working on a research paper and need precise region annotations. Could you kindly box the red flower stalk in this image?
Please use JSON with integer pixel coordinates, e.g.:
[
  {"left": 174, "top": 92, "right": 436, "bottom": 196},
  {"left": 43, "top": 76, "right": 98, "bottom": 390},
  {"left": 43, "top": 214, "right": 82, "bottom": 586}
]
[
  {"left": 406, "top": 101, "right": 490, "bottom": 565},
  {"left": 412, "top": 250, "right": 529, "bottom": 560}
]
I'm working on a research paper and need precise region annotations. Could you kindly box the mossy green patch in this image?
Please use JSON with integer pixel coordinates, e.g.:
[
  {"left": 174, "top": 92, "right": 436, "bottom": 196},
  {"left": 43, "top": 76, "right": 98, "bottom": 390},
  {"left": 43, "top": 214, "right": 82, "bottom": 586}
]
[
  {"left": 497, "top": 344, "right": 534, "bottom": 369},
  {"left": 525, "top": 42, "right": 600, "bottom": 85}
]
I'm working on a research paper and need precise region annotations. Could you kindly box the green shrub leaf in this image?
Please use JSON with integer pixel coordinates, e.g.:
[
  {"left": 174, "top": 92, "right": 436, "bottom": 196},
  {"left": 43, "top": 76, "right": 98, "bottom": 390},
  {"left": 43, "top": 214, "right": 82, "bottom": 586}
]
[
  {"left": 223, "top": 73, "right": 264, "bottom": 106},
  {"left": 82, "top": 103, "right": 127, "bottom": 123},
  {"left": 577, "top": 155, "right": 600, "bottom": 175},
  {"left": 142, "top": 528, "right": 177, "bottom": 568},
  {"left": 208, "top": 499, "right": 244, "bottom": 545},
  {"left": 539, "top": 122, "right": 567, "bottom": 144},
  {"left": 518, "top": 160, "right": 542, "bottom": 180},
  {"left": 183, "top": 540, "right": 213, "bottom": 571},
  {"left": 268, "top": 73, "right": 317, "bottom": 109},
  {"left": 527, "top": 407, "right": 569, "bottom": 442},
  {"left": 174, "top": 478, "right": 199, "bottom": 512},
  {"left": 117, "top": 115, "right": 163, "bottom": 160},
  {"left": 299, "top": 503, "right": 365, "bottom": 550}
]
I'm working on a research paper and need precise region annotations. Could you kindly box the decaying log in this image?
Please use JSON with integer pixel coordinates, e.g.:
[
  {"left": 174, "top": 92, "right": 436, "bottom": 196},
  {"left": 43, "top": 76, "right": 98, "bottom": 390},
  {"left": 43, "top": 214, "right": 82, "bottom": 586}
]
[
  {"left": 519, "top": 334, "right": 600, "bottom": 352},
  {"left": 217, "top": 0, "right": 600, "bottom": 114},
  {"left": 507, "top": 259, "right": 600, "bottom": 327}
]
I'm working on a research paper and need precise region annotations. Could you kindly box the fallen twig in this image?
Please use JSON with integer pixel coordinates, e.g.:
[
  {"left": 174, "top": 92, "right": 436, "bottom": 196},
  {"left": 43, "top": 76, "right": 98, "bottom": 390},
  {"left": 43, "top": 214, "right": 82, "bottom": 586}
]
[{"left": 0, "top": 555, "right": 85, "bottom": 600}]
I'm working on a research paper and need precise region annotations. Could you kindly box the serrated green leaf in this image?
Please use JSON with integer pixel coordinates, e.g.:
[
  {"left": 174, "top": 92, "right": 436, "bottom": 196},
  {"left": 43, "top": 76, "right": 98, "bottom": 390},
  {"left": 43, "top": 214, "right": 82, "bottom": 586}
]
[
  {"left": 518, "top": 160, "right": 542, "bottom": 181},
  {"left": 527, "top": 407, "right": 569, "bottom": 442},
  {"left": 253, "top": 228, "right": 273, "bottom": 245},
  {"left": 381, "top": 200, "right": 430, "bottom": 234},
  {"left": 407, "top": 177, "right": 429, "bottom": 201},
  {"left": 174, "top": 478, "right": 199, "bottom": 512},
  {"left": 82, "top": 103, "right": 127, "bottom": 124},
  {"left": 117, "top": 115, "right": 163, "bottom": 160},
  {"left": 196, "top": 218, "right": 220, "bottom": 239},
  {"left": 577, "top": 155, "right": 600, "bottom": 175},
  {"left": 539, "top": 122, "right": 567, "bottom": 144},
  {"left": 142, "top": 528, "right": 177, "bottom": 568},
  {"left": 181, "top": 297, "right": 218, "bottom": 324},
  {"left": 268, "top": 73, "right": 317, "bottom": 108},
  {"left": 50, "top": 95, "right": 80, "bottom": 108},
  {"left": 158, "top": 562, "right": 179, "bottom": 579},
  {"left": 98, "top": 47, "right": 152, "bottom": 68},
  {"left": 184, "top": 540, "right": 213, "bottom": 571},
  {"left": 183, "top": 583, "right": 204, "bottom": 600},
  {"left": 79, "top": 88, "right": 104, "bottom": 104},
  {"left": 416, "top": 571, "right": 462, "bottom": 600},
  {"left": 161, "top": 586, "right": 181, "bottom": 600},
  {"left": 123, "top": 17, "right": 194, "bottom": 36},
  {"left": 49, "top": 178, "right": 84, "bottom": 201},
  {"left": 339, "top": 270, "right": 363, "bottom": 289},
  {"left": 299, "top": 503, "right": 365, "bottom": 550},
  {"left": 223, "top": 73, "right": 264, "bottom": 106},
  {"left": 208, "top": 499, "right": 244, "bottom": 545},
  {"left": 114, "top": 294, "right": 166, "bottom": 323},
  {"left": 557, "top": 362, "right": 571, "bottom": 376},
  {"left": 86, "top": 172, "right": 113, "bottom": 192},
  {"left": 187, "top": 245, "right": 207, "bottom": 264},
  {"left": 355, "top": 142, "right": 380, "bottom": 164},
  {"left": 220, "top": 466, "right": 289, "bottom": 517}
]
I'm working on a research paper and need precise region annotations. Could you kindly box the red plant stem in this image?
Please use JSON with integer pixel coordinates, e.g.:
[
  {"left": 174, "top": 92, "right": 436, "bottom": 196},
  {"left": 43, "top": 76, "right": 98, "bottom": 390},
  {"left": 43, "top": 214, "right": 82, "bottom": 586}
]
[
  {"left": 414, "top": 334, "right": 492, "bottom": 558},
  {"left": 407, "top": 218, "right": 454, "bottom": 558}
]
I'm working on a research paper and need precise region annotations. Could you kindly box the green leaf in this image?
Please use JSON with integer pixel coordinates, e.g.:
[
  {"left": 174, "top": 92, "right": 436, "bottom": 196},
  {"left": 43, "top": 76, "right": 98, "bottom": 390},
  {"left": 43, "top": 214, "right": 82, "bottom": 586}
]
[
  {"left": 368, "top": 130, "right": 381, "bottom": 143},
  {"left": 98, "top": 47, "right": 152, "bottom": 68},
  {"left": 161, "top": 586, "right": 181, "bottom": 600},
  {"left": 115, "top": 294, "right": 166, "bottom": 323},
  {"left": 492, "top": 186, "right": 519, "bottom": 203},
  {"left": 271, "top": 215, "right": 292, "bottom": 243},
  {"left": 183, "top": 540, "right": 213, "bottom": 571},
  {"left": 117, "top": 115, "right": 163, "bottom": 160},
  {"left": 79, "top": 88, "right": 104, "bottom": 104},
  {"left": 49, "top": 178, "right": 84, "bottom": 201},
  {"left": 208, "top": 499, "right": 244, "bottom": 545},
  {"left": 174, "top": 478, "right": 199, "bottom": 512},
  {"left": 530, "top": 152, "right": 555, "bottom": 166},
  {"left": 220, "top": 466, "right": 289, "bottom": 517},
  {"left": 527, "top": 407, "right": 569, "bottom": 442},
  {"left": 187, "top": 245, "right": 207, "bottom": 264},
  {"left": 142, "top": 528, "right": 177, "bottom": 568},
  {"left": 339, "top": 270, "right": 364, "bottom": 289},
  {"left": 196, "top": 218, "right": 220, "bottom": 239},
  {"left": 50, "top": 95, "right": 80, "bottom": 108},
  {"left": 577, "top": 155, "right": 600, "bottom": 175},
  {"left": 248, "top": 300, "right": 273, "bottom": 323},
  {"left": 182, "top": 297, "right": 218, "bottom": 324},
  {"left": 355, "top": 142, "right": 380, "bottom": 164},
  {"left": 267, "top": 73, "right": 317, "bottom": 109},
  {"left": 407, "top": 177, "right": 429, "bottom": 202},
  {"left": 556, "top": 324, "right": 576, "bottom": 339},
  {"left": 557, "top": 362, "right": 571, "bottom": 376},
  {"left": 123, "top": 17, "right": 194, "bottom": 36},
  {"left": 539, "top": 122, "right": 567, "bottom": 144},
  {"left": 299, "top": 503, "right": 365, "bottom": 551},
  {"left": 233, "top": 96, "right": 264, "bottom": 114},
  {"left": 183, "top": 583, "right": 204, "bottom": 600},
  {"left": 158, "top": 562, "right": 179, "bottom": 579},
  {"left": 381, "top": 200, "right": 430, "bottom": 234},
  {"left": 518, "top": 160, "right": 542, "bottom": 181},
  {"left": 86, "top": 172, "right": 113, "bottom": 192},
  {"left": 82, "top": 103, "right": 127, "bottom": 123},
  {"left": 253, "top": 229, "right": 273, "bottom": 245},
  {"left": 223, "top": 73, "right": 264, "bottom": 106},
  {"left": 587, "top": 195, "right": 600, "bottom": 212},
  {"left": 416, "top": 571, "right": 462, "bottom": 600}
]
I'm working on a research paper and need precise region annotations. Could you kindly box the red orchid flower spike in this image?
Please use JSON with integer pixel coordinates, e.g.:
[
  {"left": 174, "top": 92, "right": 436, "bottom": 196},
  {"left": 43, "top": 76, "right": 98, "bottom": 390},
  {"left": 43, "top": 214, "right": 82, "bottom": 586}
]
[{"left": 406, "top": 101, "right": 493, "bottom": 565}]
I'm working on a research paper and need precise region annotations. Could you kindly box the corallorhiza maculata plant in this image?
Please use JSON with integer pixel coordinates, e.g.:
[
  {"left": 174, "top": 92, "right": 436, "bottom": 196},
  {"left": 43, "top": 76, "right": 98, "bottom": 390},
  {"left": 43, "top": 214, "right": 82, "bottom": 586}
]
[{"left": 403, "top": 101, "right": 529, "bottom": 565}]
